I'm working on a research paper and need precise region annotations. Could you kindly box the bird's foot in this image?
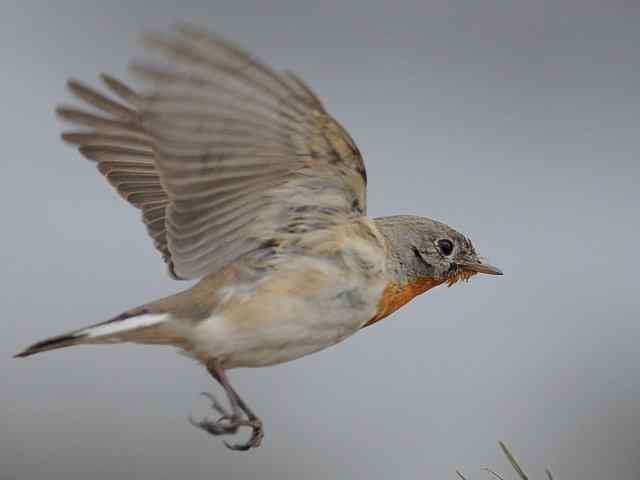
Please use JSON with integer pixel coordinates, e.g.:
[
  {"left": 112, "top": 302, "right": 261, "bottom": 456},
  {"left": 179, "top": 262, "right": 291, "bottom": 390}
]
[{"left": 189, "top": 392, "right": 264, "bottom": 451}]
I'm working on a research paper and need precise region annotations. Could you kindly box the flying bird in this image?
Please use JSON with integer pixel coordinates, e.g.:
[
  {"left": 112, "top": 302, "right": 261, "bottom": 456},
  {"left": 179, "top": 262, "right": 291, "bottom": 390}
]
[{"left": 15, "top": 25, "right": 502, "bottom": 451}]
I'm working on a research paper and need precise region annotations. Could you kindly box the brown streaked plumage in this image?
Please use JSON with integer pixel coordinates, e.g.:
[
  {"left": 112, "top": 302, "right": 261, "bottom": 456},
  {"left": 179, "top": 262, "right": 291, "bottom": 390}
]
[{"left": 15, "top": 25, "right": 502, "bottom": 451}]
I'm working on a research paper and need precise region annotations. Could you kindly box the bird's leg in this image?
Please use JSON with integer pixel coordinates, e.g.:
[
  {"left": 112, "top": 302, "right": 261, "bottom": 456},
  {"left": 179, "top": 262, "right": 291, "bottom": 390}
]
[{"left": 189, "top": 360, "right": 264, "bottom": 451}]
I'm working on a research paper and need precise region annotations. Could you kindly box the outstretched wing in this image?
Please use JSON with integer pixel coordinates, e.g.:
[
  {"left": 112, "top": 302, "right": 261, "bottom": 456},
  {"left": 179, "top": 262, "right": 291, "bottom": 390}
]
[{"left": 58, "top": 25, "right": 367, "bottom": 280}]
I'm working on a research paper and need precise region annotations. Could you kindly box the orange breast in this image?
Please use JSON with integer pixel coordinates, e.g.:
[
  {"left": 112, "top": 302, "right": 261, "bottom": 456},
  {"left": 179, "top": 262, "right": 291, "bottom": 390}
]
[{"left": 363, "top": 276, "right": 445, "bottom": 328}]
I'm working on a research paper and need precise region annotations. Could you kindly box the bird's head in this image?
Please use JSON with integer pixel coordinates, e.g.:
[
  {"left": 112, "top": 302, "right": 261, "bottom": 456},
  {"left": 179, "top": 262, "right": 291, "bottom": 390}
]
[{"left": 375, "top": 215, "right": 503, "bottom": 286}]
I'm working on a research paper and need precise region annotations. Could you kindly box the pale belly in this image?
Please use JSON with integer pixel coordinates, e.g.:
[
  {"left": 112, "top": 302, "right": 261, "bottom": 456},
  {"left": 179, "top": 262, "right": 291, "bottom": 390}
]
[
  {"left": 188, "top": 262, "right": 384, "bottom": 368},
  {"left": 191, "top": 292, "right": 375, "bottom": 369}
]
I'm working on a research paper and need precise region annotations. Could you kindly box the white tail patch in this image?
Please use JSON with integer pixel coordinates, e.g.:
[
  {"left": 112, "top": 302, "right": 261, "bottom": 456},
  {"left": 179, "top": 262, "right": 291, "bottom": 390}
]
[{"left": 78, "top": 313, "right": 170, "bottom": 339}]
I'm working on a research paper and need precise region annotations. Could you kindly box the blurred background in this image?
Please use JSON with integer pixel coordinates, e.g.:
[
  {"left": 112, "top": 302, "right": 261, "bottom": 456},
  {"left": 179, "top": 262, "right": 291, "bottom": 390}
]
[{"left": 2, "top": 1, "right": 639, "bottom": 478}]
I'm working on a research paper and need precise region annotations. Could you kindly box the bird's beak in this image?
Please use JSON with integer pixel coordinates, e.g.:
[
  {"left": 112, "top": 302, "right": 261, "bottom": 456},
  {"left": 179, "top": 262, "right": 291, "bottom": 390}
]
[{"left": 458, "top": 261, "right": 503, "bottom": 276}]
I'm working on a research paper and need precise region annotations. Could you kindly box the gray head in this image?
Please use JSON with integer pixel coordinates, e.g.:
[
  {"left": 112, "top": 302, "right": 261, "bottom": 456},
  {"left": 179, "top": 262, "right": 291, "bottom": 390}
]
[{"left": 374, "top": 215, "right": 502, "bottom": 286}]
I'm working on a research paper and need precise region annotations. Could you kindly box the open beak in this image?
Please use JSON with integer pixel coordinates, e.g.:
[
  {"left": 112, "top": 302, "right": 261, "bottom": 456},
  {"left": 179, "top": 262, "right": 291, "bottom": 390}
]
[{"left": 458, "top": 261, "right": 503, "bottom": 276}]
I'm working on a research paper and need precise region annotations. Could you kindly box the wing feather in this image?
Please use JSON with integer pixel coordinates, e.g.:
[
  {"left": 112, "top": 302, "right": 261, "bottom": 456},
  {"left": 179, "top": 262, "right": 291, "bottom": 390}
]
[{"left": 58, "top": 26, "right": 367, "bottom": 279}]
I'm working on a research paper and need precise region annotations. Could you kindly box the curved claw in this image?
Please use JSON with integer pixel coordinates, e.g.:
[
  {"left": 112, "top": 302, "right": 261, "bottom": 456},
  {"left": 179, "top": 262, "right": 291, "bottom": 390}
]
[
  {"left": 224, "top": 440, "right": 251, "bottom": 451},
  {"left": 223, "top": 429, "right": 263, "bottom": 451},
  {"left": 246, "top": 425, "right": 264, "bottom": 449},
  {"left": 222, "top": 419, "right": 264, "bottom": 451}
]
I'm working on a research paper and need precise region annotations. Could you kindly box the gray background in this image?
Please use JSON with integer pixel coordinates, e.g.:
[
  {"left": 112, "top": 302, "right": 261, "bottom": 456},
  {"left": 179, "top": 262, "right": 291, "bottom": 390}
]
[{"left": 2, "top": 1, "right": 639, "bottom": 478}]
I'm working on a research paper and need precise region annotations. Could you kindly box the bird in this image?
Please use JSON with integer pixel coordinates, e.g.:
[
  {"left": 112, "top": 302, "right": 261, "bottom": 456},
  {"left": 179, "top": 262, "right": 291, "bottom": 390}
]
[{"left": 15, "top": 25, "right": 502, "bottom": 451}]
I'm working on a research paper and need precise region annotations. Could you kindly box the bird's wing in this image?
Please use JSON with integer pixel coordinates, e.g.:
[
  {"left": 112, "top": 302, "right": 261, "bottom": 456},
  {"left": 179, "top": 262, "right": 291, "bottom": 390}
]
[{"left": 58, "top": 25, "right": 367, "bottom": 280}]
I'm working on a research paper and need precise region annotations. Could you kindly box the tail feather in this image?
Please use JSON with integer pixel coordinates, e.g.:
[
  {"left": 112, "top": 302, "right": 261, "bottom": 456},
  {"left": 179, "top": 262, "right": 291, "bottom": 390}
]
[
  {"left": 14, "top": 332, "right": 82, "bottom": 358},
  {"left": 14, "top": 307, "right": 171, "bottom": 358}
]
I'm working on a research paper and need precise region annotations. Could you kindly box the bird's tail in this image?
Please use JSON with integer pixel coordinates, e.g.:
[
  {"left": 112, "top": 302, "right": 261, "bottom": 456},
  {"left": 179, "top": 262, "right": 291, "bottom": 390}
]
[{"left": 14, "top": 307, "right": 172, "bottom": 358}]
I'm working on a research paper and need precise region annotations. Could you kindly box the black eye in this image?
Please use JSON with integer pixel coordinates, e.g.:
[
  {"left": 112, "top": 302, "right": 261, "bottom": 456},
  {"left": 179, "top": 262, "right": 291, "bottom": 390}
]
[{"left": 437, "top": 239, "right": 454, "bottom": 256}]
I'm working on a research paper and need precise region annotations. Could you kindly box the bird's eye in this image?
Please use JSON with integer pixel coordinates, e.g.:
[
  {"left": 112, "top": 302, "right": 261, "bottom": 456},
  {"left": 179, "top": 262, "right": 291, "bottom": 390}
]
[{"left": 437, "top": 239, "right": 454, "bottom": 256}]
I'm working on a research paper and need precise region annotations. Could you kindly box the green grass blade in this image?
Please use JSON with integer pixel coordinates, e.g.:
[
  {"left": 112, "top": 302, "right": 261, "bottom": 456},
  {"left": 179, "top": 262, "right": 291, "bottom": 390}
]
[{"left": 498, "top": 442, "right": 529, "bottom": 480}]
